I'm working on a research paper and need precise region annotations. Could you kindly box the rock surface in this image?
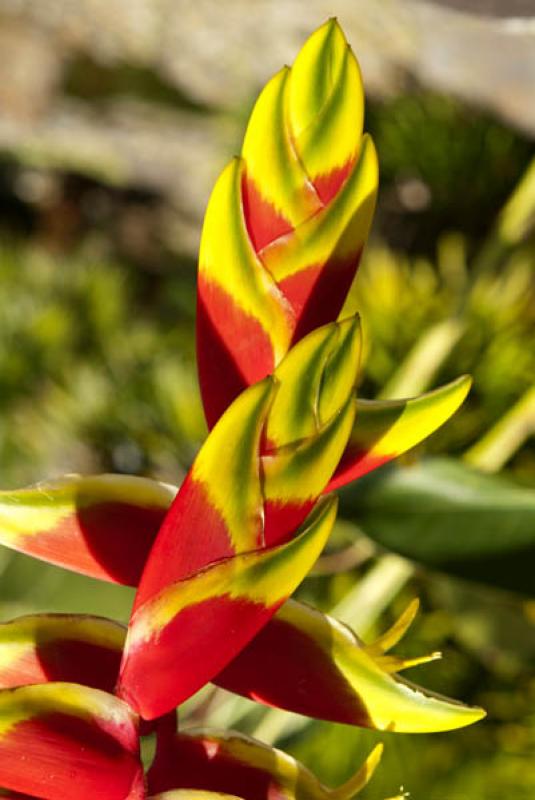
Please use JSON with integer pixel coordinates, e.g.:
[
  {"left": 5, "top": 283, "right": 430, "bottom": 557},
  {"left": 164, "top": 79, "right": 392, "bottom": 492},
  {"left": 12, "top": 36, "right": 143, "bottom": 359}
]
[{"left": 0, "top": 0, "right": 533, "bottom": 249}]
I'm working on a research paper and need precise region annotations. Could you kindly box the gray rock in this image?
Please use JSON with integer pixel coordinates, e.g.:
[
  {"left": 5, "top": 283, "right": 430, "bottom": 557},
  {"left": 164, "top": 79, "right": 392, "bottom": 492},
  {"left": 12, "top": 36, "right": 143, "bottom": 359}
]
[{"left": 0, "top": 0, "right": 533, "bottom": 253}]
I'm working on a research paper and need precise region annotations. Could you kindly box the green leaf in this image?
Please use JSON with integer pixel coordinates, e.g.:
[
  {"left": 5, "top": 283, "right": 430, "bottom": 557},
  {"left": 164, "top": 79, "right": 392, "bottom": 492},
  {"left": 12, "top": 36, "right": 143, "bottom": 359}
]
[{"left": 339, "top": 457, "right": 535, "bottom": 595}]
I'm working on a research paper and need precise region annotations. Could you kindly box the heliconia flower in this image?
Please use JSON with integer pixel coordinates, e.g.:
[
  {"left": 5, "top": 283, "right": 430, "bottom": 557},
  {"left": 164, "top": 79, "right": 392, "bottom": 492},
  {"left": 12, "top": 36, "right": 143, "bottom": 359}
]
[
  {"left": 0, "top": 17, "right": 486, "bottom": 800},
  {"left": 147, "top": 727, "right": 383, "bottom": 800},
  {"left": 214, "top": 599, "right": 486, "bottom": 733},
  {"left": 194, "top": 16, "right": 471, "bottom": 499},
  {"left": 197, "top": 19, "right": 378, "bottom": 429},
  {"left": 0, "top": 682, "right": 143, "bottom": 800},
  {"left": 0, "top": 607, "right": 484, "bottom": 735}
]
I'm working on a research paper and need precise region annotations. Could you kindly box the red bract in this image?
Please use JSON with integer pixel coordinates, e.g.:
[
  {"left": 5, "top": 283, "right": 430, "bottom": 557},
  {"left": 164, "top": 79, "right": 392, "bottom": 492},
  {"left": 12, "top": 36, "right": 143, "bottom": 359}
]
[
  {"left": 147, "top": 726, "right": 383, "bottom": 800},
  {"left": 0, "top": 683, "right": 143, "bottom": 800}
]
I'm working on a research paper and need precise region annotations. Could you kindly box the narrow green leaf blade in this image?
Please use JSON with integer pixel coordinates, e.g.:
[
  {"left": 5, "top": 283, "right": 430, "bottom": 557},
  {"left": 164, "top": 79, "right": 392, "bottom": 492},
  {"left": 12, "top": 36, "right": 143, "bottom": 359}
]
[{"left": 339, "top": 457, "right": 535, "bottom": 594}]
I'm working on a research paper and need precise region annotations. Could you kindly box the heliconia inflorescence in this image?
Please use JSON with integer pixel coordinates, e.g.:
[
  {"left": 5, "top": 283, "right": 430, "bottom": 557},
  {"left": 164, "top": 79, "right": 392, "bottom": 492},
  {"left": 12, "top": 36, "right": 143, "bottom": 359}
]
[
  {"left": 0, "top": 19, "right": 484, "bottom": 800},
  {"left": 197, "top": 19, "right": 377, "bottom": 428}
]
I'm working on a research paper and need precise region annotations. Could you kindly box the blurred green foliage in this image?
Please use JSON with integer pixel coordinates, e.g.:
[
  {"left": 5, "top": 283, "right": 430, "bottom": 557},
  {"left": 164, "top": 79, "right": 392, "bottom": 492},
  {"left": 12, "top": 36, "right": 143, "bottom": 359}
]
[
  {"left": 367, "top": 91, "right": 535, "bottom": 254},
  {"left": 0, "top": 83, "right": 534, "bottom": 799},
  {"left": 0, "top": 244, "right": 205, "bottom": 488},
  {"left": 352, "top": 236, "right": 535, "bottom": 476}
]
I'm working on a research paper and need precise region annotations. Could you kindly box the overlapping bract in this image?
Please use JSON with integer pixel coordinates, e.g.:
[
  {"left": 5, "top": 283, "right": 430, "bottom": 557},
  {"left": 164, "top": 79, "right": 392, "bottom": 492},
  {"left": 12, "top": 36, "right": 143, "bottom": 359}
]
[
  {"left": 0, "top": 18, "right": 485, "bottom": 800},
  {"left": 0, "top": 375, "right": 471, "bottom": 583},
  {"left": 0, "top": 607, "right": 484, "bottom": 737},
  {"left": 118, "top": 317, "right": 360, "bottom": 718},
  {"left": 197, "top": 19, "right": 378, "bottom": 428}
]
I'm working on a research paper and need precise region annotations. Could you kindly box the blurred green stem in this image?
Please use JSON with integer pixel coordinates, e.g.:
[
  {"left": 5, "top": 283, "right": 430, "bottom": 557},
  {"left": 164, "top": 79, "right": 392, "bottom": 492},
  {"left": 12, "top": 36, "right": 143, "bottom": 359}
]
[
  {"left": 472, "top": 155, "right": 535, "bottom": 275},
  {"left": 378, "top": 318, "right": 464, "bottom": 399},
  {"left": 464, "top": 384, "right": 535, "bottom": 472},
  {"left": 331, "top": 554, "right": 414, "bottom": 636}
]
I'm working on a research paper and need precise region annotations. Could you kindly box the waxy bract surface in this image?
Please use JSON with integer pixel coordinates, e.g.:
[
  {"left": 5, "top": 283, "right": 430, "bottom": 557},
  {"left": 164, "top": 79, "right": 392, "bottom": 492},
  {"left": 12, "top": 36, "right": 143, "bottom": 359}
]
[{"left": 197, "top": 20, "right": 377, "bottom": 428}]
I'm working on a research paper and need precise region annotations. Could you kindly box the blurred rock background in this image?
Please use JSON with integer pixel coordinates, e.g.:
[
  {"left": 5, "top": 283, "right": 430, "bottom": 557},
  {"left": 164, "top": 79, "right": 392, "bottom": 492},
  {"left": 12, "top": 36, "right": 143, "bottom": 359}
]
[{"left": 0, "top": 1, "right": 534, "bottom": 798}]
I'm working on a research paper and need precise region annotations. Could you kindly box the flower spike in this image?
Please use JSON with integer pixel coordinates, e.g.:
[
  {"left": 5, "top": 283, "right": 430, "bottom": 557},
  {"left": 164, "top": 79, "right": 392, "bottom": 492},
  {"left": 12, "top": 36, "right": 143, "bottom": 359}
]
[
  {"left": 0, "top": 18, "right": 485, "bottom": 800},
  {"left": 197, "top": 20, "right": 377, "bottom": 428}
]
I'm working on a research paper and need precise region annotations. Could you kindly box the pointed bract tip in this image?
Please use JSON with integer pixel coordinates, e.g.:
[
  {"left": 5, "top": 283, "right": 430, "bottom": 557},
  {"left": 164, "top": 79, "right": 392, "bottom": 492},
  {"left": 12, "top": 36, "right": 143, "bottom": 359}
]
[
  {"left": 318, "top": 315, "right": 361, "bottom": 426},
  {"left": 316, "top": 16, "right": 346, "bottom": 42},
  {"left": 293, "top": 17, "right": 348, "bottom": 75},
  {"left": 336, "top": 312, "right": 361, "bottom": 336},
  {"left": 456, "top": 373, "right": 473, "bottom": 395}
]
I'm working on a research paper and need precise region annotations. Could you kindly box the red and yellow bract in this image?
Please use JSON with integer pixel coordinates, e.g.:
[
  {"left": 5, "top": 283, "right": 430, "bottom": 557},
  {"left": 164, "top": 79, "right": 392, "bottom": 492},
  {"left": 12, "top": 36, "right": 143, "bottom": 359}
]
[{"left": 197, "top": 20, "right": 377, "bottom": 428}]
